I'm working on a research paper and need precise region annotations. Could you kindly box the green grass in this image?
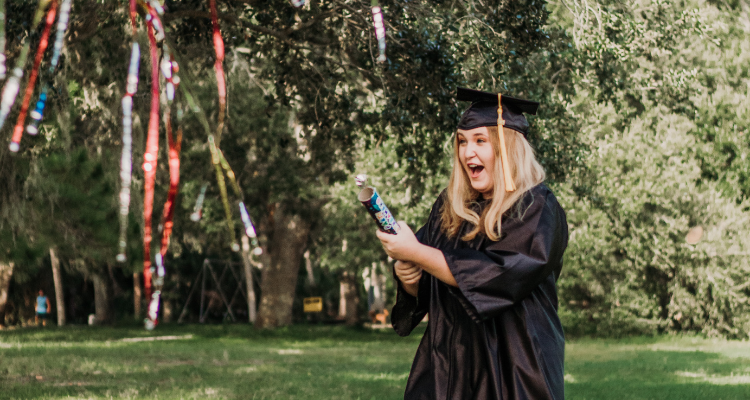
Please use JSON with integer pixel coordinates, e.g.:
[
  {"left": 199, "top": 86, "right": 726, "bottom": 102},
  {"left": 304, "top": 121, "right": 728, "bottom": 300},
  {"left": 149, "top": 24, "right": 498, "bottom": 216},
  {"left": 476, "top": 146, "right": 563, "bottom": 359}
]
[{"left": 1, "top": 324, "right": 749, "bottom": 399}]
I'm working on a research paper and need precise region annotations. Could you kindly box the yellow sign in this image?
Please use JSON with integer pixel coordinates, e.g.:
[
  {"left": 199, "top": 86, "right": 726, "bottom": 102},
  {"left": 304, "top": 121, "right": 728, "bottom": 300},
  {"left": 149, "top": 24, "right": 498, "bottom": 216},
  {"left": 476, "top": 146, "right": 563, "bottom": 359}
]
[{"left": 303, "top": 297, "right": 323, "bottom": 313}]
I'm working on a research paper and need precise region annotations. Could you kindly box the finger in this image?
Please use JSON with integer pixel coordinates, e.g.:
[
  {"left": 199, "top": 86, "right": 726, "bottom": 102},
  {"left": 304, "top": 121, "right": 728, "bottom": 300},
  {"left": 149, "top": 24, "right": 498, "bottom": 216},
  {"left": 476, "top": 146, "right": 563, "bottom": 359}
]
[
  {"left": 399, "top": 268, "right": 421, "bottom": 281},
  {"left": 404, "top": 272, "right": 422, "bottom": 280},
  {"left": 403, "top": 273, "right": 422, "bottom": 285}
]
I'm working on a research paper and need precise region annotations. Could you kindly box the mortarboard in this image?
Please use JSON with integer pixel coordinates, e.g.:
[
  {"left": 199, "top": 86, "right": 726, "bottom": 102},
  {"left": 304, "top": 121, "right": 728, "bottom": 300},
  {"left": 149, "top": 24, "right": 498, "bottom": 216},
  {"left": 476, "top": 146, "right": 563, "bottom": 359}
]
[{"left": 456, "top": 88, "right": 540, "bottom": 192}]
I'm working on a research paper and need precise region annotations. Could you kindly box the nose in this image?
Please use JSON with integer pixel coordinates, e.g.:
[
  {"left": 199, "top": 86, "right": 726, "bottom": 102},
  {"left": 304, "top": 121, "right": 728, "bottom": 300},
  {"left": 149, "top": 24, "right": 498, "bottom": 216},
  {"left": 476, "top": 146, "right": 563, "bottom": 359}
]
[{"left": 464, "top": 141, "right": 478, "bottom": 158}]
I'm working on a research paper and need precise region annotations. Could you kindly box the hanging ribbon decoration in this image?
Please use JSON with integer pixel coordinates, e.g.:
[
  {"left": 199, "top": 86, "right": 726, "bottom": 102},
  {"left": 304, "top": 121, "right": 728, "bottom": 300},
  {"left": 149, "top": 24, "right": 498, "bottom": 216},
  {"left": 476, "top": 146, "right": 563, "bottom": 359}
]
[
  {"left": 0, "top": 0, "right": 7, "bottom": 79},
  {"left": 208, "top": 0, "right": 239, "bottom": 252},
  {"left": 209, "top": 135, "right": 239, "bottom": 251},
  {"left": 0, "top": 0, "right": 47, "bottom": 136},
  {"left": 191, "top": 183, "right": 209, "bottom": 221},
  {"left": 290, "top": 0, "right": 305, "bottom": 7},
  {"left": 217, "top": 150, "right": 261, "bottom": 252},
  {"left": 142, "top": 13, "right": 162, "bottom": 303},
  {"left": 9, "top": 0, "right": 58, "bottom": 151},
  {"left": 116, "top": 0, "right": 142, "bottom": 263},
  {"left": 157, "top": 46, "right": 181, "bottom": 259},
  {"left": 26, "top": 0, "right": 72, "bottom": 135},
  {"left": 371, "top": 1, "right": 386, "bottom": 63},
  {"left": 146, "top": 50, "right": 181, "bottom": 331},
  {"left": 116, "top": 43, "right": 140, "bottom": 263},
  {"left": 2, "top": 0, "right": 53, "bottom": 151},
  {"left": 209, "top": 0, "right": 225, "bottom": 140},
  {"left": 159, "top": 107, "right": 182, "bottom": 258},
  {"left": 129, "top": 0, "right": 137, "bottom": 35}
]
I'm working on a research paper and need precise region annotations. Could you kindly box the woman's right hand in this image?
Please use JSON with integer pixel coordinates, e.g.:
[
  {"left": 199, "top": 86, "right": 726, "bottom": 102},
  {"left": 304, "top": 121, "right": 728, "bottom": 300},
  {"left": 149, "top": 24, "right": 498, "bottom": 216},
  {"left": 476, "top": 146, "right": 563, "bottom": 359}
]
[{"left": 395, "top": 260, "right": 421, "bottom": 297}]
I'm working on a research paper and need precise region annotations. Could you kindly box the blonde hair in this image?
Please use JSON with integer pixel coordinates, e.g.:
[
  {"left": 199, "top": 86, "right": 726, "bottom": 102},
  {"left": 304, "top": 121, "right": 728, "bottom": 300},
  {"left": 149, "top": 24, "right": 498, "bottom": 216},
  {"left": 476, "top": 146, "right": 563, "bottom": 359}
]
[{"left": 441, "top": 126, "right": 546, "bottom": 241}]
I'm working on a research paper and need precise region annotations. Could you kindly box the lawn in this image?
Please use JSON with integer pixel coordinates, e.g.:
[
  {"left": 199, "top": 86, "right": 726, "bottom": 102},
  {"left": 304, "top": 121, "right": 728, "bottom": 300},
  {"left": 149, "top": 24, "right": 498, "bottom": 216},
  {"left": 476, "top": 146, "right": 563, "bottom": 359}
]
[{"left": 1, "top": 324, "right": 749, "bottom": 399}]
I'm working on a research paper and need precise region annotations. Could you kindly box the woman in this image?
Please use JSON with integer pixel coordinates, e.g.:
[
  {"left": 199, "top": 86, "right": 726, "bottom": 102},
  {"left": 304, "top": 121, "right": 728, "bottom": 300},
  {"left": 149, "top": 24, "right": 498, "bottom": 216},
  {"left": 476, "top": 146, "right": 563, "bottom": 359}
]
[{"left": 376, "top": 88, "right": 568, "bottom": 400}]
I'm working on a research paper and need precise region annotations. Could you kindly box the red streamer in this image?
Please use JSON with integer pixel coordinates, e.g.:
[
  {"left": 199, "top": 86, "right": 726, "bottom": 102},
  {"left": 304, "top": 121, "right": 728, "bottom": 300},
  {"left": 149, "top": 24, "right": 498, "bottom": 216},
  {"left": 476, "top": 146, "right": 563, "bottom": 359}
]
[
  {"left": 143, "top": 21, "right": 160, "bottom": 300},
  {"left": 209, "top": 0, "right": 226, "bottom": 139},
  {"left": 9, "top": 0, "right": 57, "bottom": 149},
  {"left": 159, "top": 110, "right": 182, "bottom": 257},
  {"left": 129, "top": 0, "right": 137, "bottom": 35}
]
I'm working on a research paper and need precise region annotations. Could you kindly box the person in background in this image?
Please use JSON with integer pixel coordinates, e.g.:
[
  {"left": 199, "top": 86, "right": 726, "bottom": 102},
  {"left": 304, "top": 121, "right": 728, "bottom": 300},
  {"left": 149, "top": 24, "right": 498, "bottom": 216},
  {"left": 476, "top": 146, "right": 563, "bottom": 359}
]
[{"left": 36, "top": 289, "right": 51, "bottom": 327}]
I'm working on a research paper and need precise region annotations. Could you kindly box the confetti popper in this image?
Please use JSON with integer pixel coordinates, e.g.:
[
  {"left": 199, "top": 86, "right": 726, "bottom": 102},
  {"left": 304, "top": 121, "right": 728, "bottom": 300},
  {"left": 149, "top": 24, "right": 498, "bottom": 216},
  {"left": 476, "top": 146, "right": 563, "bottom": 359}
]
[
  {"left": 26, "top": 0, "right": 73, "bottom": 135},
  {"left": 142, "top": 21, "right": 161, "bottom": 300},
  {"left": 191, "top": 183, "right": 208, "bottom": 221},
  {"left": 209, "top": 0, "right": 226, "bottom": 140},
  {"left": 116, "top": 42, "right": 140, "bottom": 263},
  {"left": 371, "top": 1, "right": 387, "bottom": 63},
  {"left": 355, "top": 174, "right": 401, "bottom": 235},
  {"left": 0, "top": 0, "right": 7, "bottom": 79},
  {"left": 9, "top": 0, "right": 57, "bottom": 149}
]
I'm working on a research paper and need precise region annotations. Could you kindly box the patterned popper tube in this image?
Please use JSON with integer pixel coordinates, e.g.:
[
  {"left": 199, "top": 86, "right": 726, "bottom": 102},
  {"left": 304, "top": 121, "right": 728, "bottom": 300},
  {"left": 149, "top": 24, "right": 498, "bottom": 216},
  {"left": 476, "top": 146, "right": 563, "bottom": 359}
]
[{"left": 356, "top": 175, "right": 401, "bottom": 235}]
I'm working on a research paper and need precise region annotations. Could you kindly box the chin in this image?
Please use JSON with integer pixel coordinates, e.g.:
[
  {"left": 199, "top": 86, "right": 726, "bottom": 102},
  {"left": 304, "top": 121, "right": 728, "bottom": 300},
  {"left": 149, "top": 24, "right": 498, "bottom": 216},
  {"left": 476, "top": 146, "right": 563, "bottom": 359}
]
[{"left": 471, "top": 182, "right": 491, "bottom": 194}]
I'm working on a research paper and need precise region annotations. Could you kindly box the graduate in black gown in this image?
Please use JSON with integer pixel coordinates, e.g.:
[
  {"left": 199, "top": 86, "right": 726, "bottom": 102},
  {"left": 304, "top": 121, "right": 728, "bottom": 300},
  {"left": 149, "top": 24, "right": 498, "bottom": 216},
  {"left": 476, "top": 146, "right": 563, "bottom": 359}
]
[{"left": 376, "top": 88, "right": 568, "bottom": 400}]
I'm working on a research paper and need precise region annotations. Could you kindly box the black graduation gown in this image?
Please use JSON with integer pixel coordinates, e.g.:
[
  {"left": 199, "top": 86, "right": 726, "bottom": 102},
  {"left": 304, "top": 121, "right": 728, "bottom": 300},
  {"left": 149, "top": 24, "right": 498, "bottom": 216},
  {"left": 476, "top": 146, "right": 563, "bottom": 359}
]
[{"left": 392, "top": 183, "right": 568, "bottom": 400}]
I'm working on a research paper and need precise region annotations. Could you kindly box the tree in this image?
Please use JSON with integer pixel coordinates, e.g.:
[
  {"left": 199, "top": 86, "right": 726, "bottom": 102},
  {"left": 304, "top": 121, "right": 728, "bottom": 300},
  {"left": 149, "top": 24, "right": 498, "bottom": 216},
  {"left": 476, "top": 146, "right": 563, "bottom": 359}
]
[
  {"left": 2, "top": 0, "right": 585, "bottom": 328},
  {"left": 550, "top": 0, "right": 750, "bottom": 337}
]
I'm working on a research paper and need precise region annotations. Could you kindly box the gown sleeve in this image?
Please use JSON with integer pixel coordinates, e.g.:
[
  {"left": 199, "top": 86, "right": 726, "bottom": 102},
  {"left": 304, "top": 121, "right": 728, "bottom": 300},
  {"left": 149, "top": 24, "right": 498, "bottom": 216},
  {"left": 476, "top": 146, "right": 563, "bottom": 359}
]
[
  {"left": 442, "top": 188, "right": 568, "bottom": 322},
  {"left": 391, "top": 193, "right": 445, "bottom": 337}
]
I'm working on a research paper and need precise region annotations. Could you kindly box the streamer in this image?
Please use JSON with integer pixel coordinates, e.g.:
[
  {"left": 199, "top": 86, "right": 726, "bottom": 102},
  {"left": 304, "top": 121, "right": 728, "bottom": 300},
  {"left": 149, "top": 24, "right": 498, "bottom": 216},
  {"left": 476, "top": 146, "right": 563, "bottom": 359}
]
[
  {"left": 116, "top": 43, "right": 140, "bottom": 263},
  {"left": 142, "top": 21, "right": 161, "bottom": 300},
  {"left": 9, "top": 0, "right": 57, "bottom": 148},
  {"left": 0, "top": 0, "right": 7, "bottom": 79},
  {"left": 209, "top": 136, "right": 239, "bottom": 252},
  {"left": 26, "top": 0, "right": 73, "bottom": 135},
  {"left": 371, "top": 1, "right": 387, "bottom": 63},
  {"left": 209, "top": 0, "right": 226, "bottom": 139},
  {"left": 217, "top": 150, "right": 260, "bottom": 250},
  {"left": 191, "top": 183, "right": 209, "bottom": 221},
  {"left": 158, "top": 106, "right": 182, "bottom": 258}
]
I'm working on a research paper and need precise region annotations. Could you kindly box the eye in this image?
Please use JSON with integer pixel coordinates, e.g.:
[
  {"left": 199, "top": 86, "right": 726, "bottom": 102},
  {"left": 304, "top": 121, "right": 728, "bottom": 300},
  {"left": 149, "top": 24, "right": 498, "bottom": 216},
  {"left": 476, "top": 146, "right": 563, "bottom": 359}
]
[
  {"left": 477, "top": 138, "right": 486, "bottom": 144},
  {"left": 458, "top": 138, "right": 467, "bottom": 145}
]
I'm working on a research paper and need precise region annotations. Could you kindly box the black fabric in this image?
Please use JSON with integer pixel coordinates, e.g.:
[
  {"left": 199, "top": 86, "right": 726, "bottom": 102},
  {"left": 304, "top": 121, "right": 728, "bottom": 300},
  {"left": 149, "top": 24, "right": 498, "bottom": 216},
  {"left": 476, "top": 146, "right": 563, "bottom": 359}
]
[
  {"left": 456, "top": 87, "right": 540, "bottom": 136},
  {"left": 391, "top": 184, "right": 568, "bottom": 400}
]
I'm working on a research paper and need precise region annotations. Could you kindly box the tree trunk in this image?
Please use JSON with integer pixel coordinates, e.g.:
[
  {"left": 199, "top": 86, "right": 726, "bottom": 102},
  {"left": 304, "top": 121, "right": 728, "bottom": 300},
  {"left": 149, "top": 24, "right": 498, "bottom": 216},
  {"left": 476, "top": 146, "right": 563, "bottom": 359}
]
[
  {"left": 50, "top": 248, "right": 66, "bottom": 326},
  {"left": 92, "top": 270, "right": 112, "bottom": 325},
  {"left": 339, "top": 271, "right": 360, "bottom": 326},
  {"left": 256, "top": 206, "right": 310, "bottom": 328},
  {"left": 133, "top": 272, "right": 142, "bottom": 320},
  {"left": 241, "top": 236, "right": 258, "bottom": 324},
  {"left": 0, "top": 262, "right": 14, "bottom": 326},
  {"left": 304, "top": 250, "right": 316, "bottom": 290}
]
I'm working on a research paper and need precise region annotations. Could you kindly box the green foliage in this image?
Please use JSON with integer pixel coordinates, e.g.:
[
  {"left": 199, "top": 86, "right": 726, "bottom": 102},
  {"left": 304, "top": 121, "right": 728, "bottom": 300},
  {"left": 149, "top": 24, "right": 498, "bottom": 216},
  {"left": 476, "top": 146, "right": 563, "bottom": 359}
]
[
  {"left": 553, "top": 0, "right": 750, "bottom": 337},
  {"left": 26, "top": 149, "right": 120, "bottom": 269}
]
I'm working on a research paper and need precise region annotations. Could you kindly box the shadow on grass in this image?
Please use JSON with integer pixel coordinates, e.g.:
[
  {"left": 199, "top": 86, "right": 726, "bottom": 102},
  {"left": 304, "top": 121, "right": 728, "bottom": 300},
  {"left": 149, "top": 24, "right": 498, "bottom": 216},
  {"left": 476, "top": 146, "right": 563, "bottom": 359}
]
[
  {"left": 565, "top": 340, "right": 750, "bottom": 400},
  {"left": 2, "top": 326, "right": 749, "bottom": 399}
]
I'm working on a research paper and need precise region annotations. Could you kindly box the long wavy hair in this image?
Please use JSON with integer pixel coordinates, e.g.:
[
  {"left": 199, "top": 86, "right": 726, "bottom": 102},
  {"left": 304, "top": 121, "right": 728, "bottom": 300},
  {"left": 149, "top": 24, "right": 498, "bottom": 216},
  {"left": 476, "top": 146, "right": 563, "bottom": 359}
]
[{"left": 440, "top": 126, "right": 546, "bottom": 241}]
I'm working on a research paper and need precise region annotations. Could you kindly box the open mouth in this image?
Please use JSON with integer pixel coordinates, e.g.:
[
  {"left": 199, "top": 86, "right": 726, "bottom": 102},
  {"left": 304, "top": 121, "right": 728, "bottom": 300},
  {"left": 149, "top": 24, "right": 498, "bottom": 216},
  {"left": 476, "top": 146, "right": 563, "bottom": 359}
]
[{"left": 467, "top": 164, "right": 484, "bottom": 178}]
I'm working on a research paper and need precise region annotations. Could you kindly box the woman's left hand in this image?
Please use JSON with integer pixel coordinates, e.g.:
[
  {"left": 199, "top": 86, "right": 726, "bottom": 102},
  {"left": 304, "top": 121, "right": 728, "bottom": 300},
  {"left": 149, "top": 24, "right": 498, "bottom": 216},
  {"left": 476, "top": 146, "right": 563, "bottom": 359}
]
[{"left": 376, "top": 221, "right": 421, "bottom": 262}]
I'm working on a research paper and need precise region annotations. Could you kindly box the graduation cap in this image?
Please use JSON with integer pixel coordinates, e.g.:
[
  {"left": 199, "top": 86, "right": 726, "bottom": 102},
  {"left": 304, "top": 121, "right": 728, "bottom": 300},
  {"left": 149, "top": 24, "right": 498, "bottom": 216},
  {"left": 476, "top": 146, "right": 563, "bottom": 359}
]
[{"left": 456, "top": 87, "right": 540, "bottom": 192}]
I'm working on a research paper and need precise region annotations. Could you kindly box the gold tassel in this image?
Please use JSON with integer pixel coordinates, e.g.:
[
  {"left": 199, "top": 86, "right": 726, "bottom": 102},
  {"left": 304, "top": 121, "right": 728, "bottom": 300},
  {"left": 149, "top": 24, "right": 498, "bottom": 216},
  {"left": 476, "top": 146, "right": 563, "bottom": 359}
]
[{"left": 497, "top": 94, "right": 515, "bottom": 192}]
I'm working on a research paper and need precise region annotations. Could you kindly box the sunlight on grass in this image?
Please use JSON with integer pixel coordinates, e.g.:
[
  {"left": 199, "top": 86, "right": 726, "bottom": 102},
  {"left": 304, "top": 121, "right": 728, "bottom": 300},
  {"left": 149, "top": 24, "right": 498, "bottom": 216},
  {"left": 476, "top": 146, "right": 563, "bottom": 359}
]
[{"left": 2, "top": 325, "right": 750, "bottom": 399}]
